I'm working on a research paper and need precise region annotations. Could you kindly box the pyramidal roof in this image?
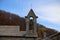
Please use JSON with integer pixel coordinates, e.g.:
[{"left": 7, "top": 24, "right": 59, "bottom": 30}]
[{"left": 26, "top": 9, "right": 38, "bottom": 18}]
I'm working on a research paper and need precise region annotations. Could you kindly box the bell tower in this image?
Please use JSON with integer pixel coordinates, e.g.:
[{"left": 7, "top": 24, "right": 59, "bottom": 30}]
[{"left": 25, "top": 9, "right": 38, "bottom": 37}]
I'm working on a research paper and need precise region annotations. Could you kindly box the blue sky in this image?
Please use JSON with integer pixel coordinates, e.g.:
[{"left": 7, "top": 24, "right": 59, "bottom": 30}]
[{"left": 0, "top": 0, "right": 60, "bottom": 31}]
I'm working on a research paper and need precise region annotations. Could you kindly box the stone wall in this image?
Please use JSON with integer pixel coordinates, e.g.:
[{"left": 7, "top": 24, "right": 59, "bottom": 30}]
[
  {"left": 0, "top": 37, "right": 20, "bottom": 40},
  {"left": 0, "top": 37, "right": 36, "bottom": 40}
]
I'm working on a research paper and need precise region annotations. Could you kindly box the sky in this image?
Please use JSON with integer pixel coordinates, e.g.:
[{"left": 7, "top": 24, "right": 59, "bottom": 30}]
[{"left": 0, "top": 0, "right": 60, "bottom": 32}]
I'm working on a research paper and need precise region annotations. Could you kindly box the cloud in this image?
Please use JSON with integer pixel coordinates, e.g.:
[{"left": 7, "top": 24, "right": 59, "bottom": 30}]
[{"left": 35, "top": 2, "right": 60, "bottom": 24}]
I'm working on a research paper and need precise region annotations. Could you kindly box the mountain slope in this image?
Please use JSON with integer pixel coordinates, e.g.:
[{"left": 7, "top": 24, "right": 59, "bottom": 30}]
[{"left": 0, "top": 10, "right": 58, "bottom": 38}]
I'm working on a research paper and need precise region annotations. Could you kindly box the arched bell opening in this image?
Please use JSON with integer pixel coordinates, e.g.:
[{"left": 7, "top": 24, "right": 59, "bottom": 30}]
[
  {"left": 29, "top": 17, "right": 34, "bottom": 33},
  {"left": 29, "top": 17, "right": 33, "bottom": 20}
]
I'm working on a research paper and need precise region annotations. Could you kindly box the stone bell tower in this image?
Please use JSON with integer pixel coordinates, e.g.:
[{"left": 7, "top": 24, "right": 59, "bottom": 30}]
[{"left": 25, "top": 9, "right": 38, "bottom": 37}]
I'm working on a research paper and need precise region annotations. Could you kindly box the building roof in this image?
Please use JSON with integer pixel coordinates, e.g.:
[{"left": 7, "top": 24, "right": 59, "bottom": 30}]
[
  {"left": 48, "top": 32, "right": 60, "bottom": 38},
  {"left": 25, "top": 9, "right": 38, "bottom": 18}
]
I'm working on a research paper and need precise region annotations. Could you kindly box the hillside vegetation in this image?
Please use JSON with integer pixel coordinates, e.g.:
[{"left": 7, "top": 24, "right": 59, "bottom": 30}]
[{"left": 0, "top": 10, "right": 58, "bottom": 38}]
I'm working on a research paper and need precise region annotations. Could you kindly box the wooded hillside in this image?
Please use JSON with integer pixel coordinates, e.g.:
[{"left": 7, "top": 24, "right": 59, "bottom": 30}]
[{"left": 0, "top": 10, "right": 58, "bottom": 38}]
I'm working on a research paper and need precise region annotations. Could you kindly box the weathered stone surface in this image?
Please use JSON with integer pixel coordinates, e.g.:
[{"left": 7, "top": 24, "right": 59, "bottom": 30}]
[
  {"left": 0, "top": 25, "right": 26, "bottom": 36},
  {"left": 0, "top": 37, "right": 36, "bottom": 40}
]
